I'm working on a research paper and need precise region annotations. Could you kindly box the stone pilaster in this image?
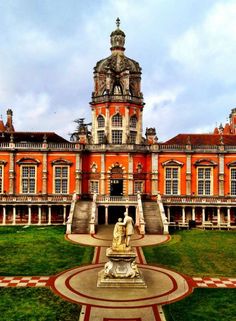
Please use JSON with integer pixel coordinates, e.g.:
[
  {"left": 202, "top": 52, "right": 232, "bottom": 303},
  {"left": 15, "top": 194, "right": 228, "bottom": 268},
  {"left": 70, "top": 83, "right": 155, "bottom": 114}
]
[
  {"left": 9, "top": 152, "right": 15, "bottom": 194},
  {"left": 128, "top": 153, "right": 133, "bottom": 195},
  {"left": 42, "top": 152, "right": 47, "bottom": 194},
  {"left": 219, "top": 154, "right": 224, "bottom": 196},
  {"left": 151, "top": 153, "right": 158, "bottom": 196},
  {"left": 101, "top": 153, "right": 105, "bottom": 194},
  {"left": 186, "top": 154, "right": 192, "bottom": 195},
  {"left": 75, "top": 153, "right": 82, "bottom": 194}
]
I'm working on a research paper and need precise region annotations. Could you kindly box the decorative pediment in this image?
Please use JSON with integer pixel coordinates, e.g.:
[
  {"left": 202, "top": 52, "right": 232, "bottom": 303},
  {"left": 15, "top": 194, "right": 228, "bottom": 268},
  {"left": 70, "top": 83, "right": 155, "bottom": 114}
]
[
  {"left": 227, "top": 161, "right": 236, "bottom": 168},
  {"left": 162, "top": 159, "right": 184, "bottom": 167},
  {"left": 90, "top": 162, "right": 97, "bottom": 173},
  {"left": 16, "top": 157, "right": 40, "bottom": 165},
  {"left": 0, "top": 160, "right": 7, "bottom": 165},
  {"left": 194, "top": 159, "right": 217, "bottom": 167},
  {"left": 51, "top": 159, "right": 72, "bottom": 166}
]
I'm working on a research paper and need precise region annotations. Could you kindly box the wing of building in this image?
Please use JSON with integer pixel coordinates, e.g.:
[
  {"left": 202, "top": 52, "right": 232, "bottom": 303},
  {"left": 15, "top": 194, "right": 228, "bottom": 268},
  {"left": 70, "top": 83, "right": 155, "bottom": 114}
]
[{"left": 0, "top": 19, "right": 235, "bottom": 233}]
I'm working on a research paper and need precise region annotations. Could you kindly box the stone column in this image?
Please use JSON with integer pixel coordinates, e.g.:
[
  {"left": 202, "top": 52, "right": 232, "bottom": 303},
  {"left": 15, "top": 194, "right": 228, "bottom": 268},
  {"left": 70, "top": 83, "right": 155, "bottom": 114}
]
[
  {"left": 63, "top": 205, "right": 67, "bottom": 225},
  {"left": 217, "top": 207, "right": 221, "bottom": 225},
  {"left": 192, "top": 207, "right": 196, "bottom": 221},
  {"left": 101, "top": 154, "right": 105, "bottom": 194},
  {"left": 219, "top": 154, "right": 224, "bottom": 196},
  {"left": 42, "top": 152, "right": 48, "bottom": 194},
  {"left": 12, "top": 206, "right": 16, "bottom": 225},
  {"left": 182, "top": 206, "right": 186, "bottom": 223},
  {"left": 75, "top": 153, "right": 82, "bottom": 194},
  {"left": 138, "top": 108, "right": 143, "bottom": 144},
  {"left": 48, "top": 206, "right": 51, "bottom": 225},
  {"left": 167, "top": 206, "right": 171, "bottom": 222},
  {"left": 9, "top": 152, "right": 15, "bottom": 194},
  {"left": 91, "top": 107, "right": 96, "bottom": 142},
  {"left": 202, "top": 207, "right": 205, "bottom": 223},
  {"left": 28, "top": 206, "right": 32, "bottom": 225},
  {"left": 151, "top": 153, "right": 158, "bottom": 196},
  {"left": 227, "top": 207, "right": 231, "bottom": 227},
  {"left": 105, "top": 206, "right": 108, "bottom": 225},
  {"left": 105, "top": 105, "right": 110, "bottom": 142},
  {"left": 124, "top": 106, "right": 129, "bottom": 144},
  {"left": 2, "top": 206, "right": 6, "bottom": 225},
  {"left": 128, "top": 153, "right": 133, "bottom": 195},
  {"left": 38, "top": 206, "right": 42, "bottom": 225},
  {"left": 186, "top": 155, "right": 192, "bottom": 195}
]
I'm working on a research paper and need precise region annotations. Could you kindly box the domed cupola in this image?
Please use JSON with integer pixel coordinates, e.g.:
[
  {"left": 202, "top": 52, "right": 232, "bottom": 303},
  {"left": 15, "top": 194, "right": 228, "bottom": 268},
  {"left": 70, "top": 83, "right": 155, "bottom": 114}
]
[
  {"left": 90, "top": 19, "right": 144, "bottom": 146},
  {"left": 92, "top": 18, "right": 143, "bottom": 100},
  {"left": 110, "top": 17, "right": 126, "bottom": 52}
]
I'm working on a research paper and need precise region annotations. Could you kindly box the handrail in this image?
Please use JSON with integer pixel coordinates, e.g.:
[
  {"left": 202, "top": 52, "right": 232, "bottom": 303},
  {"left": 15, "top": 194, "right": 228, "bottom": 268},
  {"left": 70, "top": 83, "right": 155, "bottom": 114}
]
[
  {"left": 137, "top": 192, "right": 145, "bottom": 234},
  {"left": 66, "top": 192, "right": 77, "bottom": 234},
  {"left": 157, "top": 192, "right": 169, "bottom": 234},
  {"left": 89, "top": 193, "right": 97, "bottom": 234}
]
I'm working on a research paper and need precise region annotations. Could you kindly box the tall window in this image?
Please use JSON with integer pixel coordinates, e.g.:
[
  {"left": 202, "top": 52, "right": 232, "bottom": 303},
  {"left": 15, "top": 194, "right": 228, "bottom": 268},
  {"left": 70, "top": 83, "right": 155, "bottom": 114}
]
[
  {"left": 130, "top": 131, "right": 137, "bottom": 144},
  {"left": 165, "top": 167, "right": 179, "bottom": 195},
  {"left": 97, "top": 130, "right": 105, "bottom": 144},
  {"left": 97, "top": 115, "right": 105, "bottom": 128},
  {"left": 134, "top": 181, "right": 143, "bottom": 193},
  {"left": 230, "top": 168, "right": 236, "bottom": 195},
  {"left": 21, "top": 166, "right": 36, "bottom": 194},
  {"left": 112, "top": 114, "right": 122, "bottom": 127},
  {"left": 130, "top": 116, "right": 137, "bottom": 128},
  {"left": 90, "top": 181, "right": 99, "bottom": 194},
  {"left": 0, "top": 165, "right": 3, "bottom": 193},
  {"left": 198, "top": 167, "right": 212, "bottom": 195},
  {"left": 54, "top": 166, "right": 68, "bottom": 194},
  {"left": 112, "top": 130, "right": 122, "bottom": 144}
]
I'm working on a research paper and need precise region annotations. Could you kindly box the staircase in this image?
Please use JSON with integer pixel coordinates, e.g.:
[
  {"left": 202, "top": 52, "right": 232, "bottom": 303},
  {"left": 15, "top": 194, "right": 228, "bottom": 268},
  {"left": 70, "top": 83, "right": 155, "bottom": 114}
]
[
  {"left": 142, "top": 201, "right": 163, "bottom": 234},
  {"left": 71, "top": 201, "right": 92, "bottom": 234}
]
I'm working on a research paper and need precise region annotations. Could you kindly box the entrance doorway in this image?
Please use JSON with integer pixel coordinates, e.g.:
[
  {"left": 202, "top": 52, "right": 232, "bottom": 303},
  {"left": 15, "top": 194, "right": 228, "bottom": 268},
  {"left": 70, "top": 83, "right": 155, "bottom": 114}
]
[
  {"left": 110, "top": 179, "right": 123, "bottom": 196},
  {"left": 108, "top": 206, "right": 125, "bottom": 224}
]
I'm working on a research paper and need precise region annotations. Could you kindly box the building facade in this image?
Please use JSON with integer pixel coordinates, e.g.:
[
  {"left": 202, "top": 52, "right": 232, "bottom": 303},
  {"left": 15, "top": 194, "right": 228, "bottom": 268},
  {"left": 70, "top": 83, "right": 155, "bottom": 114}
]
[{"left": 0, "top": 20, "right": 236, "bottom": 232}]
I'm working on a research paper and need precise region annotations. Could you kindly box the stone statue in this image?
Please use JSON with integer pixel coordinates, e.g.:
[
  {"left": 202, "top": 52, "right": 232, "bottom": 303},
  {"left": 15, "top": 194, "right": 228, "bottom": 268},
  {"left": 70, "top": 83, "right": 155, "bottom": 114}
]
[
  {"left": 120, "top": 212, "right": 134, "bottom": 247},
  {"left": 112, "top": 218, "right": 126, "bottom": 251}
]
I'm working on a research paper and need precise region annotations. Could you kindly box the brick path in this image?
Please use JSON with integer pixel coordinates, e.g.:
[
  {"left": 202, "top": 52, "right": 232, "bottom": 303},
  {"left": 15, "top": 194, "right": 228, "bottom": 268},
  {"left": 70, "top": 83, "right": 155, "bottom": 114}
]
[{"left": 1, "top": 228, "right": 235, "bottom": 321}]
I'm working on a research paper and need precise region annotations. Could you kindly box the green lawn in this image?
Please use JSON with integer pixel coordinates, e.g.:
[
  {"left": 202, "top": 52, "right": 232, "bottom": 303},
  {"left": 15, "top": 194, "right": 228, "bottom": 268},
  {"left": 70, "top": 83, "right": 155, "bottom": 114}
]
[
  {"left": 164, "top": 288, "right": 236, "bottom": 321},
  {"left": 0, "top": 226, "right": 93, "bottom": 275},
  {"left": 0, "top": 287, "right": 81, "bottom": 321},
  {"left": 143, "top": 229, "right": 236, "bottom": 276}
]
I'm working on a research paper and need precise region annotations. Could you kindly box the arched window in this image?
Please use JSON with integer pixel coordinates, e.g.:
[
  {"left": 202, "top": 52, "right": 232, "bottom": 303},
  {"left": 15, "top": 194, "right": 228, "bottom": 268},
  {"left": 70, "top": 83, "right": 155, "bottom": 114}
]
[
  {"left": 112, "top": 114, "right": 122, "bottom": 127},
  {"left": 130, "top": 116, "right": 137, "bottom": 128},
  {"left": 97, "top": 115, "right": 105, "bottom": 128}
]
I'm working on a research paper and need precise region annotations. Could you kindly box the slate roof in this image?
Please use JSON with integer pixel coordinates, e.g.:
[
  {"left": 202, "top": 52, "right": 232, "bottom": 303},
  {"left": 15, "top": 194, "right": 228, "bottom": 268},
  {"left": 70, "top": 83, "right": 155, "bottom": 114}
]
[{"left": 0, "top": 132, "right": 69, "bottom": 143}]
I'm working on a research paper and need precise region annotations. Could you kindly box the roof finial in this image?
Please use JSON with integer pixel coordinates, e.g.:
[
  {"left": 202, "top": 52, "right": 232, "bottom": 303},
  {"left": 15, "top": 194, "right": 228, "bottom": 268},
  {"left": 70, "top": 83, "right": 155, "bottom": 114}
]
[{"left": 116, "top": 17, "right": 120, "bottom": 29}]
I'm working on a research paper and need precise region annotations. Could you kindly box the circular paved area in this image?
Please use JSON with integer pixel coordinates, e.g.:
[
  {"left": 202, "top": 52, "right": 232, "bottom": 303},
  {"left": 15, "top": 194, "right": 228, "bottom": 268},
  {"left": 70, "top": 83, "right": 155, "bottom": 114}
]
[{"left": 52, "top": 264, "right": 192, "bottom": 308}]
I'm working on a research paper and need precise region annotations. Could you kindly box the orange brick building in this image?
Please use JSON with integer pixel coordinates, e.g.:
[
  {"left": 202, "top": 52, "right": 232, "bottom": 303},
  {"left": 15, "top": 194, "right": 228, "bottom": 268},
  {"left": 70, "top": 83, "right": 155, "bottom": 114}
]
[{"left": 0, "top": 20, "right": 236, "bottom": 233}]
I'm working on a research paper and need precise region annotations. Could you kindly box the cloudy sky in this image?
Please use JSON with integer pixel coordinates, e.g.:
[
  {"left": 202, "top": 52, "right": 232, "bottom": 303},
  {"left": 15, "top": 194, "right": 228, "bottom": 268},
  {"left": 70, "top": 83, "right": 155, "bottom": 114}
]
[{"left": 0, "top": 0, "right": 236, "bottom": 141}]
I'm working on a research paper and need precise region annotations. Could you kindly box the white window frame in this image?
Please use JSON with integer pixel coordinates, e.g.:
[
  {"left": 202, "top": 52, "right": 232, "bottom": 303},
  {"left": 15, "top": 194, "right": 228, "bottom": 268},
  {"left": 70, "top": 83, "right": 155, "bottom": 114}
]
[
  {"left": 53, "top": 165, "right": 69, "bottom": 194},
  {"left": 112, "top": 114, "right": 122, "bottom": 127},
  {"left": 97, "top": 115, "right": 105, "bottom": 128},
  {"left": 230, "top": 168, "right": 236, "bottom": 196},
  {"left": 130, "top": 115, "right": 137, "bottom": 128},
  {"left": 197, "top": 167, "right": 213, "bottom": 196},
  {"left": 90, "top": 180, "right": 99, "bottom": 194},
  {"left": 112, "top": 130, "right": 122, "bottom": 144},
  {"left": 134, "top": 181, "right": 144, "bottom": 194},
  {"left": 97, "top": 130, "right": 105, "bottom": 144},
  {"left": 165, "top": 167, "right": 180, "bottom": 195},
  {"left": 20, "top": 165, "right": 37, "bottom": 194},
  {"left": 130, "top": 131, "right": 137, "bottom": 144}
]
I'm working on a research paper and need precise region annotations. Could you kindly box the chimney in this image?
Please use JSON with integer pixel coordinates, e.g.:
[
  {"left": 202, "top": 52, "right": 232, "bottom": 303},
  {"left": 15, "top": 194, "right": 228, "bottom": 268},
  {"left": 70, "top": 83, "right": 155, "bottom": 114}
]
[{"left": 5, "top": 109, "right": 15, "bottom": 132}]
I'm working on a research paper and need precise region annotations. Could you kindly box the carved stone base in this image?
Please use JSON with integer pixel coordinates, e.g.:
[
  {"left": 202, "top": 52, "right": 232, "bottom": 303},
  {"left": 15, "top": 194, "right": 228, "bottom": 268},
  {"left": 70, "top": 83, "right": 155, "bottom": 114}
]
[{"left": 97, "top": 248, "right": 147, "bottom": 288}]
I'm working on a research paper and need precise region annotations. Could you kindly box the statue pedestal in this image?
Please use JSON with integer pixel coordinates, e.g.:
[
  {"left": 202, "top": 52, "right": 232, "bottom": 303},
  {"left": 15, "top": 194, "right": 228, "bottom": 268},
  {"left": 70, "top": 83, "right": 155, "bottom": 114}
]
[{"left": 97, "top": 247, "right": 147, "bottom": 288}]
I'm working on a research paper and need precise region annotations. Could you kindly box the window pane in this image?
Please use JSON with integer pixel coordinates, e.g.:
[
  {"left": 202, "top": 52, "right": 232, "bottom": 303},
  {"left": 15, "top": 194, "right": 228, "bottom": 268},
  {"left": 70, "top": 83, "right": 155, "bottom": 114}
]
[
  {"left": 97, "top": 115, "right": 105, "bottom": 128},
  {"left": 54, "top": 166, "right": 68, "bottom": 193},
  {"left": 130, "top": 116, "right": 137, "bottom": 128},
  {"left": 112, "top": 114, "right": 122, "bottom": 127},
  {"left": 130, "top": 131, "right": 136, "bottom": 144},
  {"left": 97, "top": 130, "right": 105, "bottom": 144},
  {"left": 112, "top": 130, "right": 122, "bottom": 144}
]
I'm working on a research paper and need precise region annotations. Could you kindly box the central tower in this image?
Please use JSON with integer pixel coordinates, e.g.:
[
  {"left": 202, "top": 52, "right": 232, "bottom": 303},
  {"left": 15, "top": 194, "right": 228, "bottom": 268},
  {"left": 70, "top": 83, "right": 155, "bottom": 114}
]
[{"left": 91, "top": 18, "right": 144, "bottom": 145}]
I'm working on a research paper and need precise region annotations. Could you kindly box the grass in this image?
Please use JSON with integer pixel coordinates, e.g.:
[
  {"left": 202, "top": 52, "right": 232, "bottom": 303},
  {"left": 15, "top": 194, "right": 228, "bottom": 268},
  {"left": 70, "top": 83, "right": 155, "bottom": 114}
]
[
  {"left": 0, "top": 226, "right": 94, "bottom": 275},
  {"left": 143, "top": 229, "right": 236, "bottom": 276},
  {"left": 164, "top": 288, "right": 236, "bottom": 321},
  {"left": 0, "top": 287, "right": 81, "bottom": 321}
]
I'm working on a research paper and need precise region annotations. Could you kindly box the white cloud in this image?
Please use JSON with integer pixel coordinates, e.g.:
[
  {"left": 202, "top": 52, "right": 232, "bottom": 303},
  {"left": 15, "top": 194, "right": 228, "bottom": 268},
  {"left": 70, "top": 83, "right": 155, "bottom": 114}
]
[{"left": 170, "top": 1, "right": 236, "bottom": 82}]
